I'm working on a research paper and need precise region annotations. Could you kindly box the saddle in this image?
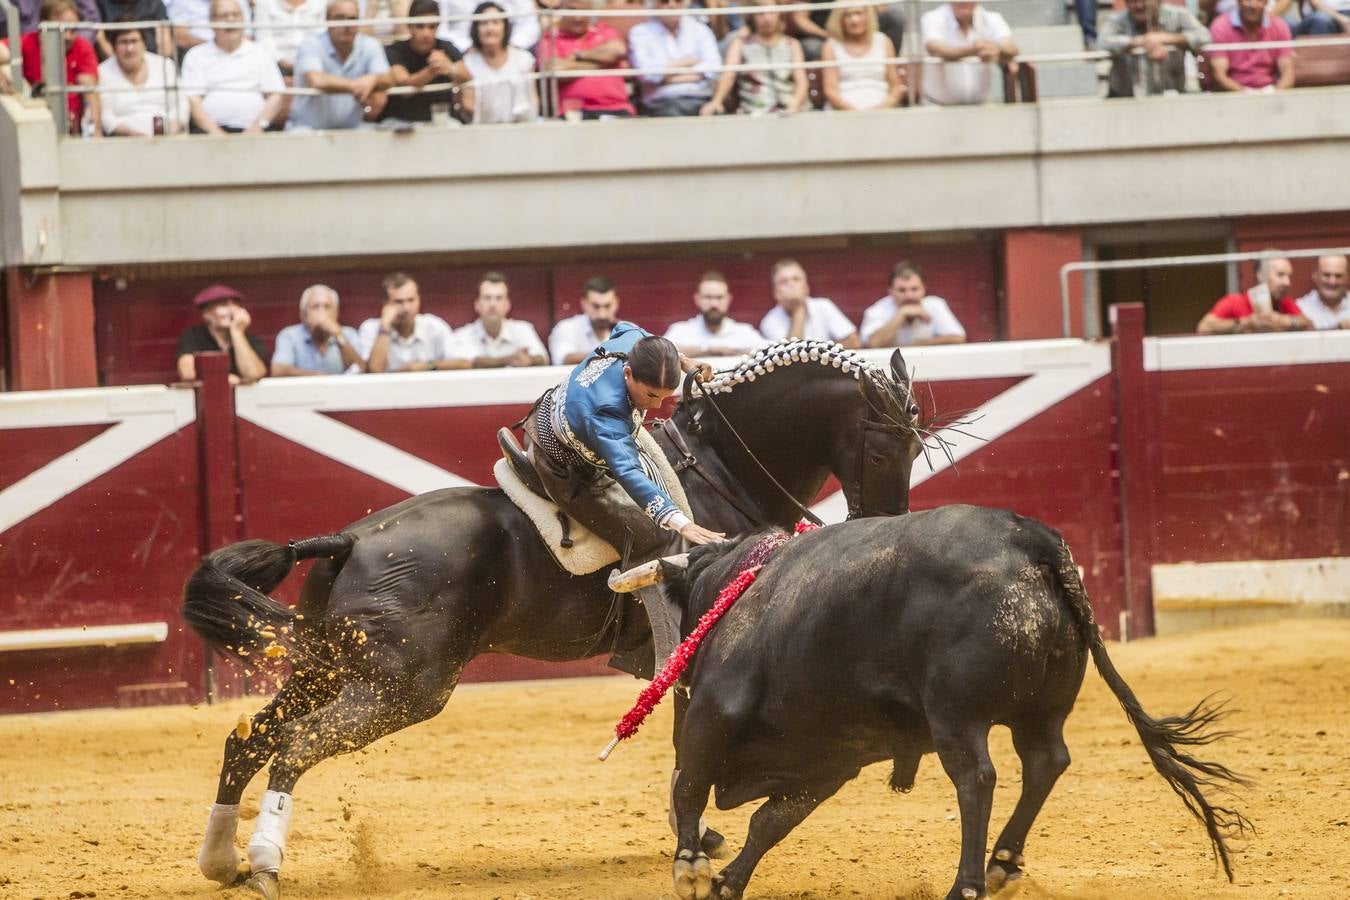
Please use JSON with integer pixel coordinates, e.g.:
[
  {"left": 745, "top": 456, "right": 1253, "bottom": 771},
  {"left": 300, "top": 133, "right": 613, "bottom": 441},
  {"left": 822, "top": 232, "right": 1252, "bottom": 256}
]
[{"left": 493, "top": 426, "right": 693, "bottom": 577}]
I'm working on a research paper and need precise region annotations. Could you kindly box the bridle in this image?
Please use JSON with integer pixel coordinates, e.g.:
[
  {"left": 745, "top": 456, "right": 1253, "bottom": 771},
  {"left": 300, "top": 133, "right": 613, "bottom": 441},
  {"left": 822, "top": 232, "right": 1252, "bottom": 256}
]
[{"left": 659, "top": 373, "right": 912, "bottom": 528}]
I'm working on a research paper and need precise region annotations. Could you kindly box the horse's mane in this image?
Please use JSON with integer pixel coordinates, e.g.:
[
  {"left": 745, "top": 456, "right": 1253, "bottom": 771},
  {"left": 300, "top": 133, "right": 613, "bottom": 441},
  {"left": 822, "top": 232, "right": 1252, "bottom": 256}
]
[{"left": 702, "top": 339, "right": 875, "bottom": 394}]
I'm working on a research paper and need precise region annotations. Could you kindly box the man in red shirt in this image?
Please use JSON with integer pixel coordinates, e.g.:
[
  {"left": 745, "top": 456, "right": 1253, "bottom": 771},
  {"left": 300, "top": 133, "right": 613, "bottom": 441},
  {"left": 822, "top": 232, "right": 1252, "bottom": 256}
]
[
  {"left": 18, "top": 0, "right": 100, "bottom": 134},
  {"left": 1196, "top": 253, "right": 1309, "bottom": 334},
  {"left": 534, "top": 0, "right": 635, "bottom": 119},
  {"left": 1208, "top": 0, "right": 1295, "bottom": 92}
]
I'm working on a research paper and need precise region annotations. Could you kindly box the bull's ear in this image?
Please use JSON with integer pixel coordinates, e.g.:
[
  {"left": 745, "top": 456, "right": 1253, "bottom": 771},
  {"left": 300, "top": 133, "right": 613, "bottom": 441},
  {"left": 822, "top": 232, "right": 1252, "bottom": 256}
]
[{"left": 889, "top": 348, "right": 910, "bottom": 386}]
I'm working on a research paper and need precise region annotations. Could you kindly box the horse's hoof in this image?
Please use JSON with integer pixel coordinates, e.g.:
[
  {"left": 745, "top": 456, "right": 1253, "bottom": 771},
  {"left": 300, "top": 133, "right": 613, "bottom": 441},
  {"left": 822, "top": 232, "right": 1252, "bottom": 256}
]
[
  {"left": 243, "top": 871, "right": 280, "bottom": 900},
  {"left": 701, "top": 827, "right": 732, "bottom": 860}
]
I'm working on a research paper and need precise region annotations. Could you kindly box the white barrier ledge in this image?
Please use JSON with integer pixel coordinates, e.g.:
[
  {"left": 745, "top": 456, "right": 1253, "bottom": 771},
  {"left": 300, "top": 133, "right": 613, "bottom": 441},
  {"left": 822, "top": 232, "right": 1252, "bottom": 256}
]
[
  {"left": 1153, "top": 557, "right": 1350, "bottom": 609},
  {"left": 0, "top": 621, "right": 170, "bottom": 652}
]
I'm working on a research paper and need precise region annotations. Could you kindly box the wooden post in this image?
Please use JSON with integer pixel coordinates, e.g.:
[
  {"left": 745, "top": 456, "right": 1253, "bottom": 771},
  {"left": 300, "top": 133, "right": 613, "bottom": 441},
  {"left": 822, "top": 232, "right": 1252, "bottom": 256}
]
[
  {"left": 194, "top": 351, "right": 242, "bottom": 702},
  {"left": 1110, "top": 303, "right": 1157, "bottom": 639}
]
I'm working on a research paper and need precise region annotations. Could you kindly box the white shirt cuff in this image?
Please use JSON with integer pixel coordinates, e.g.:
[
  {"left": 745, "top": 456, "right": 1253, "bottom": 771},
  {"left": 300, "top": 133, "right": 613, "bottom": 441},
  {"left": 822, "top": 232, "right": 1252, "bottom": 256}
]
[{"left": 664, "top": 511, "right": 691, "bottom": 533}]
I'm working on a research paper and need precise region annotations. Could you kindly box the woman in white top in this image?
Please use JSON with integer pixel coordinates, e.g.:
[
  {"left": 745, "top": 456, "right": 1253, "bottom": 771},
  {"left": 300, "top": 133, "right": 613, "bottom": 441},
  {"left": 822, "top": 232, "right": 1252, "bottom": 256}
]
[
  {"left": 457, "top": 0, "right": 538, "bottom": 123},
  {"left": 253, "top": 0, "right": 330, "bottom": 74},
  {"left": 98, "top": 23, "right": 190, "bottom": 135},
  {"left": 820, "top": 4, "right": 904, "bottom": 111}
]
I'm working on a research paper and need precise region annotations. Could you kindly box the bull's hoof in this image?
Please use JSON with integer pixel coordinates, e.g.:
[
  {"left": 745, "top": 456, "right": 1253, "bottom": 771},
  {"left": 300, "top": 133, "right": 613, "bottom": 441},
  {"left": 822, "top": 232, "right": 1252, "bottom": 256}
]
[
  {"left": 986, "top": 848, "right": 1025, "bottom": 895},
  {"left": 701, "top": 826, "right": 732, "bottom": 860},
  {"left": 243, "top": 871, "right": 280, "bottom": 900},
  {"left": 673, "top": 851, "right": 712, "bottom": 900},
  {"left": 712, "top": 873, "right": 744, "bottom": 900}
]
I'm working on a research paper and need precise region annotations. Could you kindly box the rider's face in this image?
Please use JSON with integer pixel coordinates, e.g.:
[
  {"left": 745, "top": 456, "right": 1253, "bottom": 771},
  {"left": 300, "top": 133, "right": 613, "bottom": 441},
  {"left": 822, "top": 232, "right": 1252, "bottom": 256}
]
[{"left": 624, "top": 366, "right": 675, "bottom": 411}]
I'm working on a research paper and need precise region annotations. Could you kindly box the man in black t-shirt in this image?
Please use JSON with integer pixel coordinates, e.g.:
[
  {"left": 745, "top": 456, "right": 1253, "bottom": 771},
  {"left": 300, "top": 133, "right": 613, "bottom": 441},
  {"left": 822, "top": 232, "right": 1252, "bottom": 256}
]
[
  {"left": 176, "top": 283, "right": 269, "bottom": 384},
  {"left": 383, "top": 0, "right": 465, "bottom": 124}
]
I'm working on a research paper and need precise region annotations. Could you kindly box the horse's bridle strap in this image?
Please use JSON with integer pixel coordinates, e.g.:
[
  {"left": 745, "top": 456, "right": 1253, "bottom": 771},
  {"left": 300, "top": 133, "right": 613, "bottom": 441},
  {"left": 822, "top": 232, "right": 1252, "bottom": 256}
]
[{"left": 657, "top": 417, "right": 772, "bottom": 529}]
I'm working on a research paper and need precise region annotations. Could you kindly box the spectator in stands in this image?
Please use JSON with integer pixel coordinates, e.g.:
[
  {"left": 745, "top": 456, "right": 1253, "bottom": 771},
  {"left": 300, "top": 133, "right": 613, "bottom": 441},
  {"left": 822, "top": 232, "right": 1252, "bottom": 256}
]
[
  {"left": 700, "top": 0, "right": 808, "bottom": 116},
  {"left": 534, "top": 0, "right": 635, "bottom": 120},
  {"left": 181, "top": 0, "right": 286, "bottom": 133},
  {"left": 1207, "top": 0, "right": 1295, "bottom": 91},
  {"left": 921, "top": 1, "right": 1017, "bottom": 106},
  {"left": 759, "top": 259, "right": 860, "bottom": 346},
  {"left": 861, "top": 261, "right": 967, "bottom": 347},
  {"left": 17, "top": 0, "right": 100, "bottom": 136},
  {"left": 290, "top": 0, "right": 395, "bottom": 129},
  {"left": 449, "top": 272, "right": 549, "bottom": 367},
  {"left": 627, "top": 0, "right": 721, "bottom": 117},
  {"left": 792, "top": 0, "right": 904, "bottom": 63},
  {"left": 1292, "top": 0, "right": 1350, "bottom": 35},
  {"left": 1295, "top": 254, "right": 1350, "bottom": 329},
  {"left": 549, "top": 275, "right": 621, "bottom": 364},
  {"left": 664, "top": 271, "right": 767, "bottom": 356},
  {"left": 0, "top": 42, "right": 11, "bottom": 95},
  {"left": 359, "top": 272, "right": 462, "bottom": 371},
  {"left": 1196, "top": 254, "right": 1307, "bottom": 334},
  {"left": 176, "top": 283, "right": 269, "bottom": 383},
  {"left": 1099, "top": 0, "right": 1209, "bottom": 97},
  {"left": 99, "top": 18, "right": 189, "bottom": 135},
  {"left": 271, "top": 284, "right": 365, "bottom": 376},
  {"left": 820, "top": 5, "right": 904, "bottom": 112},
  {"left": 459, "top": 1, "right": 538, "bottom": 123},
  {"left": 169, "top": 0, "right": 250, "bottom": 54},
  {"left": 96, "top": 0, "right": 168, "bottom": 56},
  {"left": 382, "top": 0, "right": 464, "bottom": 124},
  {"left": 436, "top": 0, "right": 538, "bottom": 54},
  {"left": 254, "top": 0, "right": 328, "bottom": 77},
  {"left": 13, "top": 0, "right": 100, "bottom": 40}
]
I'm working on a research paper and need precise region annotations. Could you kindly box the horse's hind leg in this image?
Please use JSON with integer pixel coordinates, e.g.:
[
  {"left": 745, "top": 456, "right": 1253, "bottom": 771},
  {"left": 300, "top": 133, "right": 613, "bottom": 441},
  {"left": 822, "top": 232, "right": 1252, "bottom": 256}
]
[
  {"left": 198, "top": 671, "right": 341, "bottom": 885},
  {"left": 241, "top": 674, "right": 453, "bottom": 898},
  {"left": 986, "top": 715, "right": 1070, "bottom": 894}
]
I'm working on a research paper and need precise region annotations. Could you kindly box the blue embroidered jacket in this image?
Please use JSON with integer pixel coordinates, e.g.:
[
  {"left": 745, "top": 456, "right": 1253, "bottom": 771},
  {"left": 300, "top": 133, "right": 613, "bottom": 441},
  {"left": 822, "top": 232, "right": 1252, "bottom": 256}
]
[{"left": 549, "top": 322, "right": 684, "bottom": 529}]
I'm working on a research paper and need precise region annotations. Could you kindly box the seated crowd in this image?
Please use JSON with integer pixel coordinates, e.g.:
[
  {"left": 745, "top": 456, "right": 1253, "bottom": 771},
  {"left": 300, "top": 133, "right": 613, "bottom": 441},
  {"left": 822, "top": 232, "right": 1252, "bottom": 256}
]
[
  {"left": 1195, "top": 252, "right": 1348, "bottom": 334},
  {"left": 3, "top": 0, "right": 1337, "bottom": 135},
  {"left": 173, "top": 258, "right": 968, "bottom": 383}
]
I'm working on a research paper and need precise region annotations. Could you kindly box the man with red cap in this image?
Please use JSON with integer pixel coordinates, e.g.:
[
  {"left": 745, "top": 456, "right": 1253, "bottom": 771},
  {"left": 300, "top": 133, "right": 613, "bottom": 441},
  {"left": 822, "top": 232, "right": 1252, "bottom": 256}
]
[{"left": 176, "top": 283, "right": 269, "bottom": 383}]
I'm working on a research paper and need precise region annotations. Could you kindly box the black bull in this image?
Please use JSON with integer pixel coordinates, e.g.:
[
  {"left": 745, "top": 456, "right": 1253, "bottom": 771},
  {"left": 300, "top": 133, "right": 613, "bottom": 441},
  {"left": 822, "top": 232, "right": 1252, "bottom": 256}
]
[{"left": 617, "top": 508, "right": 1250, "bottom": 900}]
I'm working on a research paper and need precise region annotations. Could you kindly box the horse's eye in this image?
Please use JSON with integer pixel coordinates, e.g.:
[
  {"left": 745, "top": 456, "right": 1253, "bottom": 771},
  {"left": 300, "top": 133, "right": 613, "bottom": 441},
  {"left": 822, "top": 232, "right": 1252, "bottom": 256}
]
[
  {"left": 869, "top": 454, "right": 887, "bottom": 466},
  {"left": 908, "top": 404, "right": 919, "bottom": 418}
]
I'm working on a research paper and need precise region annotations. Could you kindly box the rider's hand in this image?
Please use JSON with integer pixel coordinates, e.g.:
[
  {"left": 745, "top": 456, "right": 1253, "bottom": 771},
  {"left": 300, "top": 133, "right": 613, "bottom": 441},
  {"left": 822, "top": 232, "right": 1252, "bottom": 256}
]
[{"left": 679, "top": 522, "right": 726, "bottom": 545}]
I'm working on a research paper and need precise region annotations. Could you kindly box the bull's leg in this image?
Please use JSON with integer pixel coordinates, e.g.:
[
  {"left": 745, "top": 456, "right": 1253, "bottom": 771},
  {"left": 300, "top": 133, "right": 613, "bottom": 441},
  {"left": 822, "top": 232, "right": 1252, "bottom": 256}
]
[
  {"left": 711, "top": 782, "right": 845, "bottom": 900},
  {"left": 241, "top": 675, "right": 453, "bottom": 899},
  {"left": 198, "top": 671, "right": 341, "bottom": 886},
  {"left": 672, "top": 691, "right": 729, "bottom": 858},
  {"left": 670, "top": 766, "right": 716, "bottom": 900},
  {"left": 932, "top": 722, "right": 997, "bottom": 900},
  {"left": 986, "top": 717, "right": 1071, "bottom": 894}
]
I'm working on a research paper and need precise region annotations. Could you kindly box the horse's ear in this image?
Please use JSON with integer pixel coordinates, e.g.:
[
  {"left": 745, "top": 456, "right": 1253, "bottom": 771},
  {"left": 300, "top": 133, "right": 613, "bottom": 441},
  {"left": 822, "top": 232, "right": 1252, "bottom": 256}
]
[{"left": 889, "top": 349, "right": 910, "bottom": 385}]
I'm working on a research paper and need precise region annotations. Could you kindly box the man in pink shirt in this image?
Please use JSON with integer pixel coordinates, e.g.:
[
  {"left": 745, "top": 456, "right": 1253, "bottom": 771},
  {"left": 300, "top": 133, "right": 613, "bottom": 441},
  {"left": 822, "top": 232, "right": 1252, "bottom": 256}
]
[
  {"left": 1208, "top": 0, "right": 1295, "bottom": 91},
  {"left": 535, "top": 0, "right": 635, "bottom": 118}
]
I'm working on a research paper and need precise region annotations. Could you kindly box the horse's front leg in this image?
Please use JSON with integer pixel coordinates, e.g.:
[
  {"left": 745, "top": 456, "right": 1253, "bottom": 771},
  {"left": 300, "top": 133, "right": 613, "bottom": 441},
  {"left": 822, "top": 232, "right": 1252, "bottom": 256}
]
[{"left": 672, "top": 691, "right": 730, "bottom": 859}]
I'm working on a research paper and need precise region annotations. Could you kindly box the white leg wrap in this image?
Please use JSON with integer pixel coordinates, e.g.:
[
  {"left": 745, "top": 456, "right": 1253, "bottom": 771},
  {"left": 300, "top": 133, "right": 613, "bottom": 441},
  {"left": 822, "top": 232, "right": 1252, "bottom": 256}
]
[
  {"left": 198, "top": 803, "right": 241, "bottom": 884},
  {"left": 247, "top": 790, "right": 294, "bottom": 875}
]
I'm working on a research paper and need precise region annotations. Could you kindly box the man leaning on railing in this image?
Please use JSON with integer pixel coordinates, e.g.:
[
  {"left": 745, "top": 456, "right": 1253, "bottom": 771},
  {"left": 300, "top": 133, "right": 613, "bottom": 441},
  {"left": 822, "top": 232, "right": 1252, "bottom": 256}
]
[
  {"left": 920, "top": 0, "right": 1017, "bottom": 106},
  {"left": 1206, "top": 0, "right": 1295, "bottom": 92},
  {"left": 1098, "top": 0, "right": 1209, "bottom": 97}
]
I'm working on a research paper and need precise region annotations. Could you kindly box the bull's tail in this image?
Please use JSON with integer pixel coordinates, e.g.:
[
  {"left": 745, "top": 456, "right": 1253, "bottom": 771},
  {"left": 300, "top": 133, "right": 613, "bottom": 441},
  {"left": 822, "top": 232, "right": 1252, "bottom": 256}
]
[
  {"left": 1050, "top": 538, "right": 1252, "bottom": 881},
  {"left": 181, "top": 533, "right": 355, "bottom": 661}
]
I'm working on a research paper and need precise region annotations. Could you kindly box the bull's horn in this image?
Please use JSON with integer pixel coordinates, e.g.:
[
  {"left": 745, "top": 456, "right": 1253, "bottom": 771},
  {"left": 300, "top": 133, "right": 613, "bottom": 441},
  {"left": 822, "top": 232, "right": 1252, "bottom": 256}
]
[{"left": 607, "top": 553, "right": 690, "bottom": 593}]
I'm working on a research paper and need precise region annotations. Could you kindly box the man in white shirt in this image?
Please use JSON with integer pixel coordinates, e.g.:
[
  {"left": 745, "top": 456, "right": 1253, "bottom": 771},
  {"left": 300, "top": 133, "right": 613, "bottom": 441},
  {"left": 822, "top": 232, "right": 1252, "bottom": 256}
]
[
  {"left": 435, "top": 0, "right": 539, "bottom": 53},
  {"left": 862, "top": 261, "right": 967, "bottom": 347},
  {"left": 358, "top": 272, "right": 461, "bottom": 372},
  {"left": 1295, "top": 254, "right": 1350, "bottom": 330},
  {"left": 921, "top": 1, "right": 1017, "bottom": 106},
  {"left": 169, "top": 0, "right": 251, "bottom": 53},
  {"left": 627, "top": 0, "right": 721, "bottom": 116},
  {"left": 450, "top": 272, "right": 549, "bottom": 368},
  {"left": 548, "top": 275, "right": 622, "bottom": 364},
  {"left": 181, "top": 0, "right": 286, "bottom": 133},
  {"left": 289, "top": 0, "right": 394, "bottom": 130},
  {"left": 664, "top": 271, "right": 767, "bottom": 357},
  {"left": 758, "top": 259, "right": 860, "bottom": 347}
]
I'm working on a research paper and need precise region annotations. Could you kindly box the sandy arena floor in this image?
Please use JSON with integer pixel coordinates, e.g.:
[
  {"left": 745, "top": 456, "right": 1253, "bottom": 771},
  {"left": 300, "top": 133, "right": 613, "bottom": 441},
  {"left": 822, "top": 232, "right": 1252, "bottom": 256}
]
[{"left": 1, "top": 619, "right": 1347, "bottom": 900}]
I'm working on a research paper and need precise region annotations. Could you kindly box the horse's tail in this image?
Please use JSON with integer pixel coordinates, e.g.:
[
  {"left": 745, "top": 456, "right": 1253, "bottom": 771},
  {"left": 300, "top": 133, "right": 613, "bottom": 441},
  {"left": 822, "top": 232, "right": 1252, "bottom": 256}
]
[
  {"left": 181, "top": 534, "right": 355, "bottom": 660},
  {"left": 1048, "top": 534, "right": 1252, "bottom": 881}
]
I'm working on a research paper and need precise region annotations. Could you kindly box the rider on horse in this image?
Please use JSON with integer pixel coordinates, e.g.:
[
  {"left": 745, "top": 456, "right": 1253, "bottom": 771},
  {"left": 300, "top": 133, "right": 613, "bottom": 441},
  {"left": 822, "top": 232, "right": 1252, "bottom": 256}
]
[{"left": 523, "top": 322, "right": 726, "bottom": 558}]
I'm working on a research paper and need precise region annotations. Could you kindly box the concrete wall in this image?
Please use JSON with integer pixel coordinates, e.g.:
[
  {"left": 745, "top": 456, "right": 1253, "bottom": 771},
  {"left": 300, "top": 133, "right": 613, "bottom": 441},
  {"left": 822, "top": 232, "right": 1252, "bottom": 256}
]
[{"left": 3, "top": 88, "right": 1350, "bottom": 268}]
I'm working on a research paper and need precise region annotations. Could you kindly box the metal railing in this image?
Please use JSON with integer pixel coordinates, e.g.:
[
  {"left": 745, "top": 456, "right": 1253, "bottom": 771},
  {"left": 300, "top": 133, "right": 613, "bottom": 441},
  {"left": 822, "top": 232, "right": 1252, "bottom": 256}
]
[
  {"left": 20, "top": 2, "right": 1350, "bottom": 138},
  {"left": 1060, "top": 245, "right": 1350, "bottom": 338}
]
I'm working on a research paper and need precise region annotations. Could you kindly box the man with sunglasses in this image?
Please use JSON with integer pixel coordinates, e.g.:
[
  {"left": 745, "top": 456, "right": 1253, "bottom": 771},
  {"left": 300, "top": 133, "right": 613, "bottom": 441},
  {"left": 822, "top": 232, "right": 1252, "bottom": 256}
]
[{"left": 627, "top": 0, "right": 720, "bottom": 116}]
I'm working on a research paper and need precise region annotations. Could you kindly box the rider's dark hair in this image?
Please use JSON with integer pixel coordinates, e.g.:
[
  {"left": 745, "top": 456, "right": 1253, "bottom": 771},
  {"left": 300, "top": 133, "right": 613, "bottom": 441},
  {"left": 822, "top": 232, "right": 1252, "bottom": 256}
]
[{"left": 597, "top": 335, "right": 680, "bottom": 390}]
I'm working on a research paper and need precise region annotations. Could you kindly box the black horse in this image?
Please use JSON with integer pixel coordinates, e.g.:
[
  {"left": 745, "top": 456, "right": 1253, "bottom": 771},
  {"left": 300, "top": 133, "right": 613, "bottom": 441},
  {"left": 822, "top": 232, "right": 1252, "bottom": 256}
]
[{"left": 183, "top": 342, "right": 931, "bottom": 897}]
